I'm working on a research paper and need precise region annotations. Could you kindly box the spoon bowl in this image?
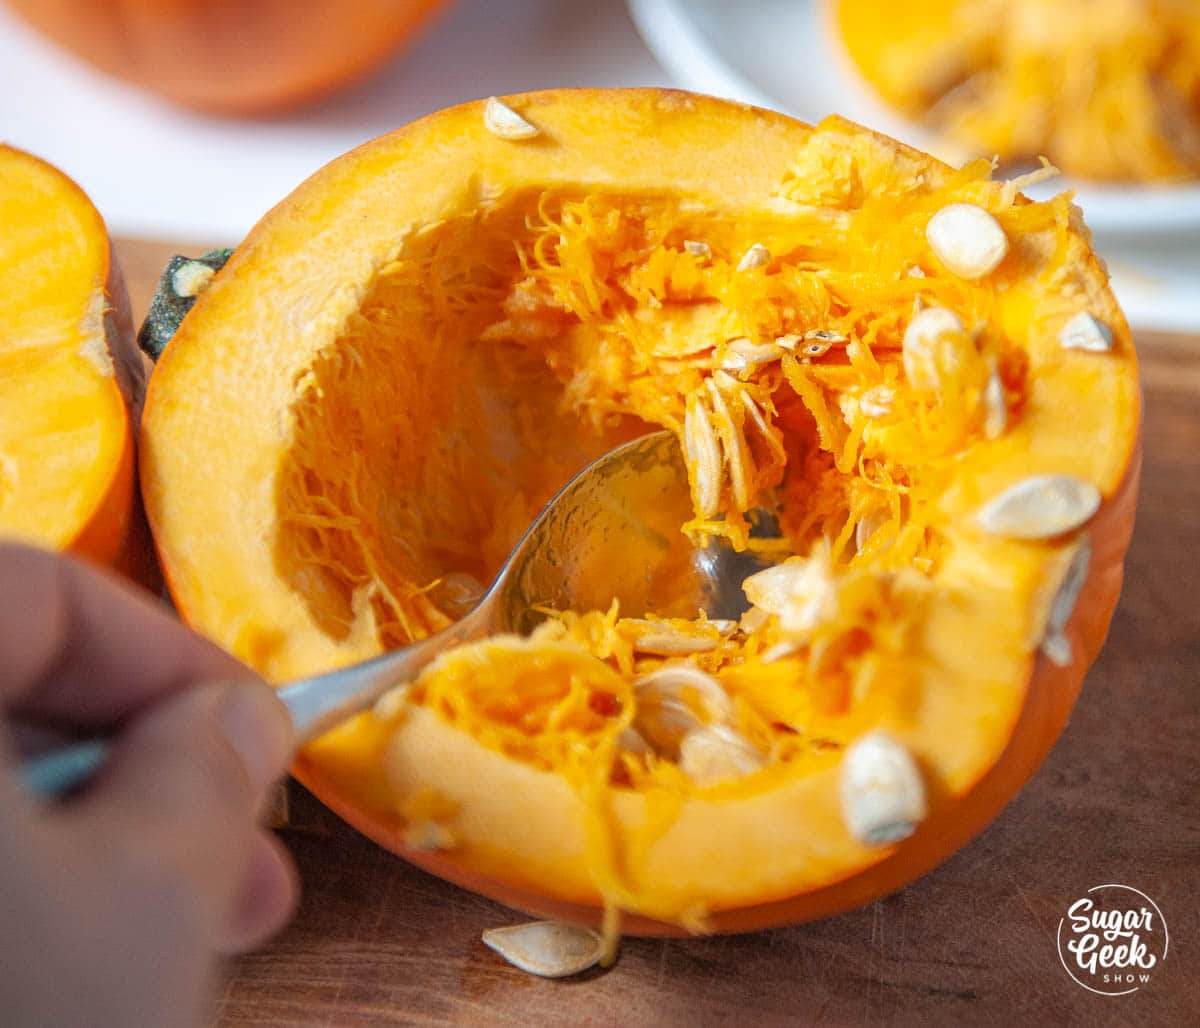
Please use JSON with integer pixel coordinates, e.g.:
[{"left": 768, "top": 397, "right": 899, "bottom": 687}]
[{"left": 280, "top": 429, "right": 774, "bottom": 744}]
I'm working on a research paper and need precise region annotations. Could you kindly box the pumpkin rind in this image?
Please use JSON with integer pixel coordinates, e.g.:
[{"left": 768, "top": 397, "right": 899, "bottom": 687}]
[
  {"left": 0, "top": 145, "right": 153, "bottom": 579},
  {"left": 140, "top": 89, "right": 1140, "bottom": 934}
]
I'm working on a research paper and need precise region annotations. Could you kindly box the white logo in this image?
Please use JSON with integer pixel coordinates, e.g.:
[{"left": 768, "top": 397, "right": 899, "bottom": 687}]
[{"left": 1057, "top": 884, "right": 1169, "bottom": 996}]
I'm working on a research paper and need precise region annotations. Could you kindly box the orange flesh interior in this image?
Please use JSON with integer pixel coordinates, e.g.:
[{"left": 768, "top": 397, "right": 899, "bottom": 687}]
[{"left": 0, "top": 148, "right": 130, "bottom": 560}]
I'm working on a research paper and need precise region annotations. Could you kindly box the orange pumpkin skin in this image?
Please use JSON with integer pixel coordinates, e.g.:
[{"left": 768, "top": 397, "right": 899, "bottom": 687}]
[
  {"left": 141, "top": 90, "right": 1141, "bottom": 935},
  {"left": 3, "top": 0, "right": 450, "bottom": 115},
  {"left": 0, "top": 146, "right": 156, "bottom": 584}
]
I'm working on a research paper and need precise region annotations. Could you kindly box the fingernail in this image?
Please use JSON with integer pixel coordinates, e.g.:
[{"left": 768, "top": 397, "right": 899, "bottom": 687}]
[{"left": 217, "top": 682, "right": 293, "bottom": 794}]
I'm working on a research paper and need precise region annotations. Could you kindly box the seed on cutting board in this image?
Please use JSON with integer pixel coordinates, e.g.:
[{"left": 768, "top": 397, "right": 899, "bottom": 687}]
[
  {"left": 840, "top": 731, "right": 928, "bottom": 845},
  {"left": 482, "top": 922, "right": 605, "bottom": 978},
  {"left": 483, "top": 97, "right": 540, "bottom": 140},
  {"left": 976, "top": 475, "right": 1101, "bottom": 538},
  {"left": 736, "top": 243, "right": 771, "bottom": 271},
  {"left": 925, "top": 203, "right": 1009, "bottom": 279},
  {"left": 1059, "top": 311, "right": 1114, "bottom": 352}
]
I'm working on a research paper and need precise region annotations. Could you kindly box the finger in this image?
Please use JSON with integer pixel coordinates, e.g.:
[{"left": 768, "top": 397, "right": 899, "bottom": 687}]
[
  {"left": 0, "top": 543, "right": 248, "bottom": 729},
  {"left": 60, "top": 679, "right": 292, "bottom": 942},
  {"left": 217, "top": 832, "right": 299, "bottom": 954}
]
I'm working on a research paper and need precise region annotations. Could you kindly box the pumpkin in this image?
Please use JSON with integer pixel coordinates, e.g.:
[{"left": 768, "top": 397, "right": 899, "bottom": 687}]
[
  {"left": 0, "top": 145, "right": 154, "bottom": 582},
  {"left": 140, "top": 90, "right": 1140, "bottom": 937},
  {"left": 833, "top": 0, "right": 1200, "bottom": 182},
  {"left": 2, "top": 0, "right": 450, "bottom": 115}
]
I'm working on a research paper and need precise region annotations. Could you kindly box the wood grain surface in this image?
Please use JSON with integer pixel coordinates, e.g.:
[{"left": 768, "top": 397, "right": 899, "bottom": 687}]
[{"left": 116, "top": 239, "right": 1199, "bottom": 1028}]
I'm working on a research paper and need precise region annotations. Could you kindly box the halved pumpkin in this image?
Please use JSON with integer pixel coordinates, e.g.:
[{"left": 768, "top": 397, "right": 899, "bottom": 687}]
[
  {"left": 833, "top": 0, "right": 1200, "bottom": 182},
  {"left": 0, "top": 145, "right": 152, "bottom": 580},
  {"left": 140, "top": 90, "right": 1140, "bottom": 936}
]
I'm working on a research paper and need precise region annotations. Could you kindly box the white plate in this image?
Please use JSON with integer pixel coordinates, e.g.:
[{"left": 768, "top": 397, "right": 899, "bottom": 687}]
[{"left": 628, "top": 0, "right": 1200, "bottom": 329}]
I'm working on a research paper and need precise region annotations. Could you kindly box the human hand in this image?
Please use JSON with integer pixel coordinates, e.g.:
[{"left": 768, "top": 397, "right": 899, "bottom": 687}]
[{"left": 0, "top": 543, "right": 297, "bottom": 1028}]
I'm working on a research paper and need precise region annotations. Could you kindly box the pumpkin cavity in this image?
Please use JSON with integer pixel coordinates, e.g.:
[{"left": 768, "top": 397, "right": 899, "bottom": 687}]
[{"left": 269, "top": 166, "right": 1102, "bottom": 799}]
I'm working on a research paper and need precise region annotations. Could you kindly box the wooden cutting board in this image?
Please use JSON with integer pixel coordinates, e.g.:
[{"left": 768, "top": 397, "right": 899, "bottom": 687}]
[{"left": 116, "top": 238, "right": 1199, "bottom": 1028}]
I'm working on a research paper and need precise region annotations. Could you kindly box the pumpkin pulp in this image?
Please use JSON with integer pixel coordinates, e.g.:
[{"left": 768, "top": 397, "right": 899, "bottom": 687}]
[
  {"left": 834, "top": 0, "right": 1200, "bottom": 182},
  {"left": 140, "top": 92, "right": 1140, "bottom": 932}
]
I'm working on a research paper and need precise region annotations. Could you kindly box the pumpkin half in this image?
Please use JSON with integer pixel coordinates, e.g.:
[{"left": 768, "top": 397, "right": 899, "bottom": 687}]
[
  {"left": 833, "top": 0, "right": 1200, "bottom": 182},
  {"left": 3, "top": 0, "right": 449, "bottom": 115},
  {"left": 0, "top": 145, "right": 152, "bottom": 579},
  {"left": 140, "top": 89, "right": 1140, "bottom": 936}
]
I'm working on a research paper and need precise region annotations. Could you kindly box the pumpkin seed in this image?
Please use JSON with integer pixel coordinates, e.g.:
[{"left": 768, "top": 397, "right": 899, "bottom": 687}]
[
  {"left": 633, "top": 665, "right": 733, "bottom": 755},
  {"left": 679, "top": 724, "right": 766, "bottom": 785},
  {"left": 902, "top": 307, "right": 966, "bottom": 391},
  {"left": 1042, "top": 535, "right": 1091, "bottom": 667},
  {"left": 739, "top": 389, "right": 787, "bottom": 460},
  {"left": 1059, "top": 311, "right": 1113, "bottom": 353},
  {"left": 805, "top": 329, "right": 847, "bottom": 343},
  {"left": 858, "top": 385, "right": 896, "bottom": 418},
  {"left": 761, "top": 639, "right": 801, "bottom": 663},
  {"left": 630, "top": 632, "right": 718, "bottom": 656},
  {"left": 740, "top": 605, "right": 770, "bottom": 634},
  {"left": 736, "top": 243, "right": 771, "bottom": 272},
  {"left": 683, "top": 239, "right": 711, "bottom": 260},
  {"left": 840, "top": 731, "right": 928, "bottom": 846},
  {"left": 720, "top": 338, "right": 786, "bottom": 373},
  {"left": 799, "top": 329, "right": 845, "bottom": 359},
  {"left": 684, "top": 394, "right": 722, "bottom": 518},
  {"left": 617, "top": 727, "right": 652, "bottom": 755},
  {"left": 855, "top": 509, "right": 888, "bottom": 551},
  {"left": 706, "top": 378, "right": 753, "bottom": 510},
  {"left": 983, "top": 364, "right": 1007, "bottom": 440},
  {"left": 483, "top": 97, "right": 540, "bottom": 140},
  {"left": 976, "top": 475, "right": 1101, "bottom": 539},
  {"left": 925, "top": 203, "right": 1009, "bottom": 280},
  {"left": 743, "top": 547, "right": 836, "bottom": 637},
  {"left": 482, "top": 921, "right": 604, "bottom": 978}
]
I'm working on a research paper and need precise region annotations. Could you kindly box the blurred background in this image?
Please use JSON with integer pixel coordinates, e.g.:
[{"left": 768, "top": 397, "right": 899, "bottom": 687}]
[{"left": 1, "top": 0, "right": 1196, "bottom": 330}]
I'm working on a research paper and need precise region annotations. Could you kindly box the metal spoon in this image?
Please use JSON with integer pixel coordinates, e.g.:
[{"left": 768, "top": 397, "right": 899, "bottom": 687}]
[{"left": 22, "top": 430, "right": 774, "bottom": 798}]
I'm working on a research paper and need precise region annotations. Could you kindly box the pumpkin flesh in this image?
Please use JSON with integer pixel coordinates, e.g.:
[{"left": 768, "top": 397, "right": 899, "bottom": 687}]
[
  {"left": 0, "top": 146, "right": 146, "bottom": 571},
  {"left": 141, "top": 91, "right": 1139, "bottom": 933}
]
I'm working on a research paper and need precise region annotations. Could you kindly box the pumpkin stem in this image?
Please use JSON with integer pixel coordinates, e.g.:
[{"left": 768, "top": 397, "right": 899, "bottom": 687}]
[{"left": 138, "top": 248, "right": 234, "bottom": 361}]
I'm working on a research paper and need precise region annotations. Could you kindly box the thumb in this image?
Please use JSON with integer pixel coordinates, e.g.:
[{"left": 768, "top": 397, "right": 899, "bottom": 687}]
[{"left": 58, "top": 680, "right": 293, "bottom": 943}]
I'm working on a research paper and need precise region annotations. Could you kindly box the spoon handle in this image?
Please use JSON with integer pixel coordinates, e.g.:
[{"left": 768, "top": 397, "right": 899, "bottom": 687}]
[
  {"left": 18, "top": 601, "right": 494, "bottom": 800},
  {"left": 280, "top": 604, "right": 490, "bottom": 746}
]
